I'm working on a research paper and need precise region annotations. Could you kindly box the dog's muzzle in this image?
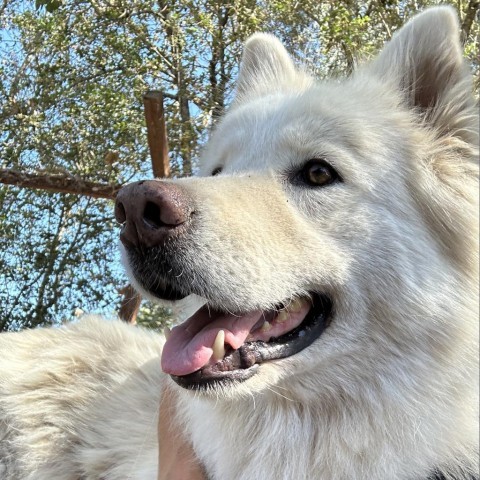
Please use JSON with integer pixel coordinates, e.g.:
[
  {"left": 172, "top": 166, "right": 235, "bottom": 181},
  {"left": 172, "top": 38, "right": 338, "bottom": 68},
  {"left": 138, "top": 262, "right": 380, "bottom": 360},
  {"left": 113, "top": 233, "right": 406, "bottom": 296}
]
[{"left": 115, "top": 180, "right": 332, "bottom": 391}]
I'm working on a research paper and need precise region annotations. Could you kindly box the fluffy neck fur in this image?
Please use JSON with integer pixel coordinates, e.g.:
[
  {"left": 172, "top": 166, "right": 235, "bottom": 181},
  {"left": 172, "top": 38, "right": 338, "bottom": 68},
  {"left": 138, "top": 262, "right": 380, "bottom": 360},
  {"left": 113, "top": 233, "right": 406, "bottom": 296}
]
[{"left": 177, "top": 358, "right": 478, "bottom": 480}]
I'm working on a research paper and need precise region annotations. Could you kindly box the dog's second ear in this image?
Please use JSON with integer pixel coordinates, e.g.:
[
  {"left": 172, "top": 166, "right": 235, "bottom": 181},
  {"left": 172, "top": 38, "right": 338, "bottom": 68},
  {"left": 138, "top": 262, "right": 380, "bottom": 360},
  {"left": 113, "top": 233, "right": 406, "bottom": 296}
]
[
  {"left": 369, "top": 6, "right": 476, "bottom": 143},
  {"left": 233, "top": 34, "right": 309, "bottom": 105}
]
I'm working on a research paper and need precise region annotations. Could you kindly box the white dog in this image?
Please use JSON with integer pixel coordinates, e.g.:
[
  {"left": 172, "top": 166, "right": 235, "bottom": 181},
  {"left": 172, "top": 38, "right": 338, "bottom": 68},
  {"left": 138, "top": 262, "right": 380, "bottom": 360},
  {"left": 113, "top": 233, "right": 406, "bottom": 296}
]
[{"left": 1, "top": 7, "right": 478, "bottom": 480}]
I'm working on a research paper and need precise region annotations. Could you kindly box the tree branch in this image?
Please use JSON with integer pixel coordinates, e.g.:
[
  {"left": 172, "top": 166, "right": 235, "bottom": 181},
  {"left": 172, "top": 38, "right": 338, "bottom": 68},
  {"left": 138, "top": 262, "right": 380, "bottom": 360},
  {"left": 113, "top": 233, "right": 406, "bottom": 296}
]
[{"left": 0, "top": 169, "right": 122, "bottom": 199}]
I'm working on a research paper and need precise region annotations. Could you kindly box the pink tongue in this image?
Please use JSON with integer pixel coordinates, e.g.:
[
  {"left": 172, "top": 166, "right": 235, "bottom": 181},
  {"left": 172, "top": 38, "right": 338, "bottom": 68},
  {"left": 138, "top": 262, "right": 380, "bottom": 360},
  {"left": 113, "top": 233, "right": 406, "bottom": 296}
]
[{"left": 161, "top": 307, "right": 264, "bottom": 376}]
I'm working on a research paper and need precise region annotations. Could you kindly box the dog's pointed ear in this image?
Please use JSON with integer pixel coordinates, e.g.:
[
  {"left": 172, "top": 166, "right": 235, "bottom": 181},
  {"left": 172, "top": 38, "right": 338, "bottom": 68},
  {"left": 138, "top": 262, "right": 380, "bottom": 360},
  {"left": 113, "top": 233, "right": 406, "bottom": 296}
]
[
  {"left": 369, "top": 6, "right": 475, "bottom": 140},
  {"left": 233, "top": 34, "right": 305, "bottom": 105}
]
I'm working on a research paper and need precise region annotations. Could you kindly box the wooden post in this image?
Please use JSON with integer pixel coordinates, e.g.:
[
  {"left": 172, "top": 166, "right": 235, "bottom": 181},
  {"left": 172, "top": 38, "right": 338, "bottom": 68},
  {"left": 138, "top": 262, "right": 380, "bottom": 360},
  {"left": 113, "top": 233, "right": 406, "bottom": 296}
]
[
  {"left": 143, "top": 90, "right": 170, "bottom": 178},
  {"left": 119, "top": 91, "right": 171, "bottom": 324},
  {"left": 118, "top": 284, "right": 142, "bottom": 325}
]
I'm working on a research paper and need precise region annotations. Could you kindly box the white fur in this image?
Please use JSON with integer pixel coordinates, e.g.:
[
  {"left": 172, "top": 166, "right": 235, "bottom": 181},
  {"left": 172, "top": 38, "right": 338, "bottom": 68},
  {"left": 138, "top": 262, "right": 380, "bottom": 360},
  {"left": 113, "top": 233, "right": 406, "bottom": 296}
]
[
  {"left": 0, "top": 318, "right": 163, "bottom": 479},
  {"left": 1, "top": 7, "right": 478, "bottom": 480}
]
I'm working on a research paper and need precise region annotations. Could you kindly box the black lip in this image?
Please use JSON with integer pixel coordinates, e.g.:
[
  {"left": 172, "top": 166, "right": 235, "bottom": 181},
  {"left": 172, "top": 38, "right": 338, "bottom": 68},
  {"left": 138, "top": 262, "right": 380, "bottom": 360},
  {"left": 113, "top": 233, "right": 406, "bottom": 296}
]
[
  {"left": 171, "top": 293, "right": 332, "bottom": 390},
  {"left": 125, "top": 248, "right": 189, "bottom": 301},
  {"left": 146, "top": 281, "right": 187, "bottom": 301}
]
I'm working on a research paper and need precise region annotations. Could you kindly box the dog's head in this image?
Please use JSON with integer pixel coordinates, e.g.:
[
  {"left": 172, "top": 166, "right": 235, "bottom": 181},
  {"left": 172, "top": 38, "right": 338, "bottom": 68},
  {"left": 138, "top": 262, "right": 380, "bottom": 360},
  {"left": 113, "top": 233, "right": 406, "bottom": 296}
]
[{"left": 116, "top": 7, "right": 478, "bottom": 400}]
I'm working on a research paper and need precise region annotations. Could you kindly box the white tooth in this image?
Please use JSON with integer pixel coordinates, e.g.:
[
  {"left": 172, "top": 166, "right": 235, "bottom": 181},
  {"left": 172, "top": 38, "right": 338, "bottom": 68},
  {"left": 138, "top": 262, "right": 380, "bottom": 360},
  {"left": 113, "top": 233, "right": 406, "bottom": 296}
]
[
  {"left": 290, "top": 297, "right": 307, "bottom": 313},
  {"left": 163, "top": 326, "right": 171, "bottom": 340},
  {"left": 277, "top": 310, "right": 289, "bottom": 323},
  {"left": 212, "top": 330, "right": 225, "bottom": 361},
  {"left": 260, "top": 321, "right": 272, "bottom": 332}
]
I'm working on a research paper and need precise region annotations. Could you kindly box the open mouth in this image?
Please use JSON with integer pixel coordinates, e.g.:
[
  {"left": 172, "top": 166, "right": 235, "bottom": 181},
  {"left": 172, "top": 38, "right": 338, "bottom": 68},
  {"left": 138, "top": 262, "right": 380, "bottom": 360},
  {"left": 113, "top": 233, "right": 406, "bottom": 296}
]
[{"left": 162, "top": 293, "right": 332, "bottom": 390}]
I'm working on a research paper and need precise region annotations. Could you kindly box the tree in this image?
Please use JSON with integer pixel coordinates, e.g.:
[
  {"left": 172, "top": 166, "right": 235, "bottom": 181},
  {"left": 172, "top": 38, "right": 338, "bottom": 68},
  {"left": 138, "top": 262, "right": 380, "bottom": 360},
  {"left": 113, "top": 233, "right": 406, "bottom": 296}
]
[{"left": 0, "top": 0, "right": 478, "bottom": 331}]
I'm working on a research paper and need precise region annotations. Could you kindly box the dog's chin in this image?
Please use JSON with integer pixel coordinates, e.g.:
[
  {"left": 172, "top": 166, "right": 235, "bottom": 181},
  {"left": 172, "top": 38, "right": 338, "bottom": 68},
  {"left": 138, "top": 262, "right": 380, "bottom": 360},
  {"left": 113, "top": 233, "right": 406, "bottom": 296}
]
[
  {"left": 146, "top": 281, "right": 188, "bottom": 302},
  {"left": 154, "top": 289, "right": 333, "bottom": 392}
]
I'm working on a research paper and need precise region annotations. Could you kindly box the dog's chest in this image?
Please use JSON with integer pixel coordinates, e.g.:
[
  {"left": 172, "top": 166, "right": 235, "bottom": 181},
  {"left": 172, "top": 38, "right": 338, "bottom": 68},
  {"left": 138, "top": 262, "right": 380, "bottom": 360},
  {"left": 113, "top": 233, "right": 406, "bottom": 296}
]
[
  {"left": 180, "top": 397, "right": 318, "bottom": 480},
  {"left": 178, "top": 396, "right": 477, "bottom": 480}
]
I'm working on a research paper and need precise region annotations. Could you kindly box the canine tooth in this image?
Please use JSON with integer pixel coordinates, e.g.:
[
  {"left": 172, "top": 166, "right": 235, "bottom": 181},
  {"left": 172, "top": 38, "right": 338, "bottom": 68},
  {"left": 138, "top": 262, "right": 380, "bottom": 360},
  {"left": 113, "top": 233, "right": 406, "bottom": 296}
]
[
  {"left": 163, "top": 326, "right": 171, "bottom": 340},
  {"left": 260, "top": 321, "right": 272, "bottom": 332},
  {"left": 277, "top": 310, "right": 289, "bottom": 323},
  {"left": 290, "top": 297, "right": 307, "bottom": 313},
  {"left": 212, "top": 330, "right": 225, "bottom": 361}
]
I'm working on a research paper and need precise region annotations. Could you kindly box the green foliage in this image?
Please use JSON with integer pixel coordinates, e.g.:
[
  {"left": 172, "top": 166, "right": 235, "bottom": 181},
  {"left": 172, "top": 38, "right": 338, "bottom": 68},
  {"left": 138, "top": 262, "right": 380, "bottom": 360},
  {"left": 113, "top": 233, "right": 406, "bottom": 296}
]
[
  {"left": 136, "top": 302, "right": 174, "bottom": 331},
  {"left": 35, "top": 0, "right": 62, "bottom": 13},
  {"left": 0, "top": 186, "right": 121, "bottom": 330},
  {"left": 0, "top": 0, "right": 478, "bottom": 331}
]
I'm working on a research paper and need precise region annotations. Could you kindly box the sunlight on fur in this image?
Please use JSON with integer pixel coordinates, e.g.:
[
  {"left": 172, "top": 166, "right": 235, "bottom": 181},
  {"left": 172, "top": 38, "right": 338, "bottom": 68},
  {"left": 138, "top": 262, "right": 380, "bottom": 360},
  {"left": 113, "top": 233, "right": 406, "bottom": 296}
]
[{"left": 1, "top": 7, "right": 478, "bottom": 480}]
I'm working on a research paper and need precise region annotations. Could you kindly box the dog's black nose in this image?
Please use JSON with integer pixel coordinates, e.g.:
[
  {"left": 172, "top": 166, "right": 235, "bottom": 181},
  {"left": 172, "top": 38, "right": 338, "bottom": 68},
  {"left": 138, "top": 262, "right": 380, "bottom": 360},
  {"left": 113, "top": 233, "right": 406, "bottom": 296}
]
[{"left": 114, "top": 180, "right": 194, "bottom": 248}]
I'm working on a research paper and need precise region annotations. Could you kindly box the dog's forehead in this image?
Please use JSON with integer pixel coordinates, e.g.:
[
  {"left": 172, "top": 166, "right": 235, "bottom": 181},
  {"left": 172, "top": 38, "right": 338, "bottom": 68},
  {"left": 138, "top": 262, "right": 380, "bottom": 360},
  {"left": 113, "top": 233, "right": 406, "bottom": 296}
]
[
  {"left": 200, "top": 94, "right": 324, "bottom": 174},
  {"left": 199, "top": 82, "right": 394, "bottom": 176}
]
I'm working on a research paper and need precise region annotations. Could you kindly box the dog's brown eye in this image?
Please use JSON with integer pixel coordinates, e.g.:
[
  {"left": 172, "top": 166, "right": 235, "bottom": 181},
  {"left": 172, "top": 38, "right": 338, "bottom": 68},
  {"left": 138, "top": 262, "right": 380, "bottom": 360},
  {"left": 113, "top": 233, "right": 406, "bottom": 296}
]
[
  {"left": 211, "top": 167, "right": 222, "bottom": 176},
  {"left": 301, "top": 160, "right": 340, "bottom": 187}
]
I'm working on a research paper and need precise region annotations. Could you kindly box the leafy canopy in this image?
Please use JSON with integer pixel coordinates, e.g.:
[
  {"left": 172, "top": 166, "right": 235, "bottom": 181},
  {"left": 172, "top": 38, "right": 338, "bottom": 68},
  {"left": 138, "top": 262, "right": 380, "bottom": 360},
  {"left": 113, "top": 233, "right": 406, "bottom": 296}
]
[{"left": 0, "top": 0, "right": 477, "bottom": 330}]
